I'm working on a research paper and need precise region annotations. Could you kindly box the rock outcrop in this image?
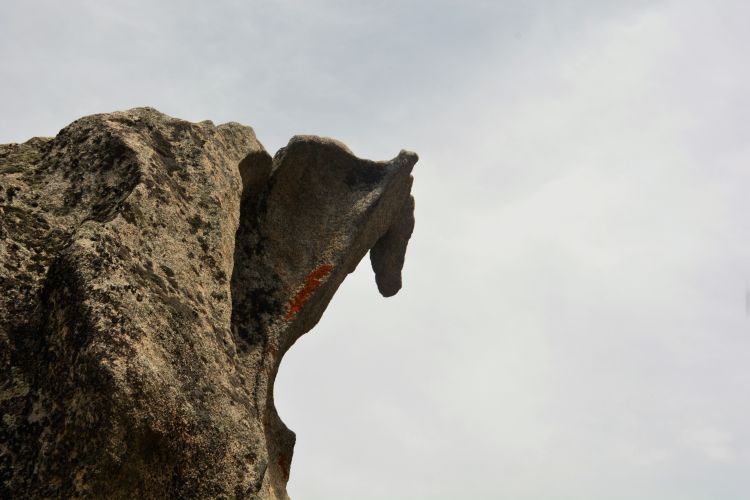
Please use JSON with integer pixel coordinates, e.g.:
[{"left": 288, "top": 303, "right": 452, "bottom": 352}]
[{"left": 0, "top": 108, "right": 416, "bottom": 499}]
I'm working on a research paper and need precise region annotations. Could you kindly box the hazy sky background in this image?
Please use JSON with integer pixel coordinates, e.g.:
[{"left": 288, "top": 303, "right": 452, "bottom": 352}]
[{"left": 2, "top": 1, "right": 749, "bottom": 498}]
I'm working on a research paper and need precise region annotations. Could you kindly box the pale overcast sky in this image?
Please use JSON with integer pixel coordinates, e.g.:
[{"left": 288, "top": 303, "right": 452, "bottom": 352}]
[{"left": 2, "top": 1, "right": 749, "bottom": 499}]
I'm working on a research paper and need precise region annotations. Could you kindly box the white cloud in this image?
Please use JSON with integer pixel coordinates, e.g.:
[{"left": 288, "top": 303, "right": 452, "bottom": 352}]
[{"left": 682, "top": 427, "right": 736, "bottom": 463}]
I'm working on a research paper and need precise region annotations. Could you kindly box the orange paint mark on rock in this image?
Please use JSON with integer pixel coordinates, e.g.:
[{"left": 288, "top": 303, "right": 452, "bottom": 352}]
[{"left": 285, "top": 263, "right": 333, "bottom": 320}]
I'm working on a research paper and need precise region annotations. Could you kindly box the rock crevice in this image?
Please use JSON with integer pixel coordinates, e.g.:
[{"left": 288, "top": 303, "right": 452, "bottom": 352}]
[{"left": 0, "top": 108, "right": 416, "bottom": 499}]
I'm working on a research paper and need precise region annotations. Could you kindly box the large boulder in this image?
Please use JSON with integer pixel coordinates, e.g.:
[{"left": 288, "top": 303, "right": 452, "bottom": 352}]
[{"left": 0, "top": 108, "right": 416, "bottom": 499}]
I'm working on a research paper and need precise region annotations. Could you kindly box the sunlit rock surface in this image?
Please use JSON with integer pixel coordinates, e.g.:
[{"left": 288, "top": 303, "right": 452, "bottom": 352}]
[{"left": 0, "top": 108, "right": 416, "bottom": 499}]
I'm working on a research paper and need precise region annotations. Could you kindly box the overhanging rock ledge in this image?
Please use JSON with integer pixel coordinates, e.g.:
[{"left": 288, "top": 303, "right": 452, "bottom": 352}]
[{"left": 0, "top": 108, "right": 416, "bottom": 499}]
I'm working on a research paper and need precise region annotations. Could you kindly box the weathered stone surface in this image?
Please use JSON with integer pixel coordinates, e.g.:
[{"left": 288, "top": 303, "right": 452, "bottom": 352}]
[{"left": 0, "top": 108, "right": 416, "bottom": 499}]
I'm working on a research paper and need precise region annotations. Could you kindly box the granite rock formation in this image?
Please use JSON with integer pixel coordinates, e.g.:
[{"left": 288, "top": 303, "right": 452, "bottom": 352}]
[{"left": 0, "top": 108, "right": 416, "bottom": 499}]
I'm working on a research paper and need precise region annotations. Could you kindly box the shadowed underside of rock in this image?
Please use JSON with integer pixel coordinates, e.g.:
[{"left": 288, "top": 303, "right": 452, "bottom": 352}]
[{"left": 0, "top": 108, "right": 417, "bottom": 499}]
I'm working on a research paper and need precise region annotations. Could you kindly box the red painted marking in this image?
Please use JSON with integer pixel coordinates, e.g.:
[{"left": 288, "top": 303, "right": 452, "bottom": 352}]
[{"left": 285, "top": 264, "right": 334, "bottom": 320}]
